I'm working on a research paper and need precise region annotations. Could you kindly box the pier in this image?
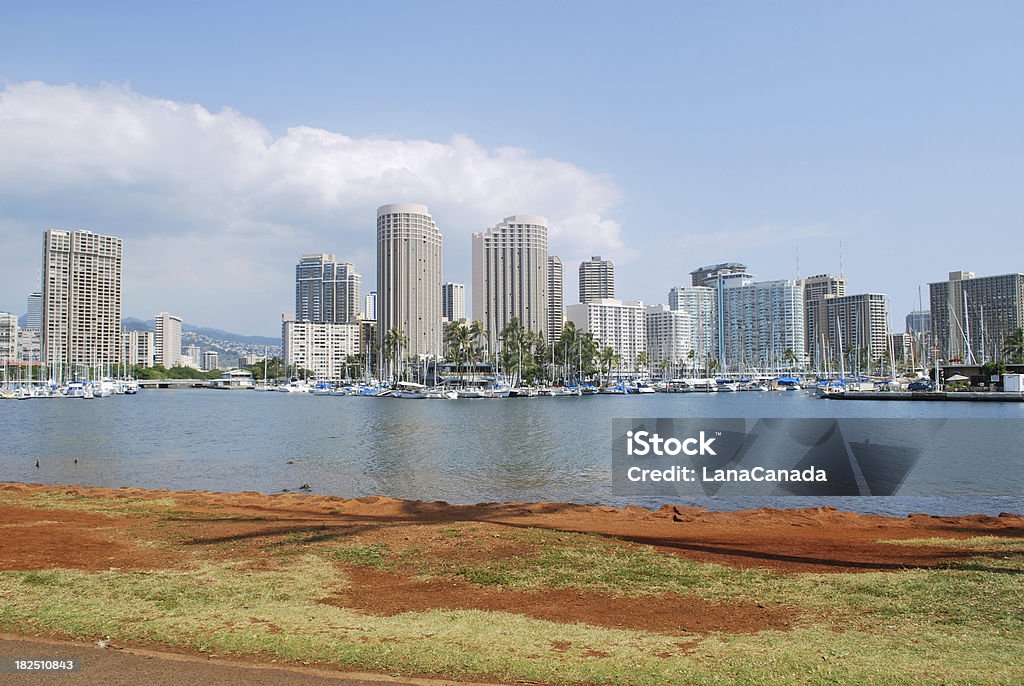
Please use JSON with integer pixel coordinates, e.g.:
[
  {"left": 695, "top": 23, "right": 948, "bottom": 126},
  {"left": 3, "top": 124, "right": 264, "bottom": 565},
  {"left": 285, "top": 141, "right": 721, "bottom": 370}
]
[{"left": 824, "top": 391, "right": 1024, "bottom": 402}]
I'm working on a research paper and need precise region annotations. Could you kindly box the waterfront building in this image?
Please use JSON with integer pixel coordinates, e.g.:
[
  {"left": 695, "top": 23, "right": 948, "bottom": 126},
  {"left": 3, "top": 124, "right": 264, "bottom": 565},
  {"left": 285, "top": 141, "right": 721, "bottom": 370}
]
[
  {"left": 928, "top": 271, "right": 1024, "bottom": 363},
  {"left": 802, "top": 274, "right": 847, "bottom": 366},
  {"left": 578, "top": 256, "right": 614, "bottom": 303},
  {"left": 295, "top": 254, "right": 361, "bottom": 324},
  {"left": 25, "top": 292, "right": 42, "bottom": 329},
  {"left": 890, "top": 332, "right": 913, "bottom": 365},
  {"left": 364, "top": 291, "right": 377, "bottom": 321},
  {"left": 547, "top": 256, "right": 564, "bottom": 343},
  {"left": 645, "top": 305, "right": 693, "bottom": 377},
  {"left": 376, "top": 203, "right": 443, "bottom": 359},
  {"left": 667, "top": 285, "right": 715, "bottom": 370},
  {"left": 710, "top": 273, "right": 804, "bottom": 372},
  {"left": 472, "top": 215, "right": 548, "bottom": 350},
  {"left": 202, "top": 351, "right": 219, "bottom": 371},
  {"left": 819, "top": 293, "right": 890, "bottom": 371},
  {"left": 122, "top": 330, "right": 155, "bottom": 368},
  {"left": 690, "top": 262, "right": 747, "bottom": 288},
  {"left": 183, "top": 344, "right": 201, "bottom": 369},
  {"left": 154, "top": 312, "right": 183, "bottom": 368},
  {"left": 42, "top": 229, "right": 123, "bottom": 371},
  {"left": 442, "top": 282, "right": 466, "bottom": 322},
  {"left": 18, "top": 328, "right": 41, "bottom": 365},
  {"left": 0, "top": 312, "right": 17, "bottom": 364},
  {"left": 282, "top": 314, "right": 360, "bottom": 379},
  {"left": 566, "top": 298, "right": 646, "bottom": 375}
]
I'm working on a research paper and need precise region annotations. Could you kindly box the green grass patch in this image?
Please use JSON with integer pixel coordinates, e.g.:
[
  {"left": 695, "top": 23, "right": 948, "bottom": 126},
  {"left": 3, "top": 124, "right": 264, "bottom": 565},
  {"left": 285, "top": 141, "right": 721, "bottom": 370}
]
[
  {"left": 0, "top": 490, "right": 180, "bottom": 517},
  {"left": 879, "top": 536, "right": 1024, "bottom": 552}
]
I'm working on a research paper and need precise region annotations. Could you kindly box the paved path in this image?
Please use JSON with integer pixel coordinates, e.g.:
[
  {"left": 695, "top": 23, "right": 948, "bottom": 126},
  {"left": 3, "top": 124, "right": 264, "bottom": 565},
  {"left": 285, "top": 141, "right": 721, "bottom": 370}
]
[{"left": 0, "top": 634, "right": 495, "bottom": 686}]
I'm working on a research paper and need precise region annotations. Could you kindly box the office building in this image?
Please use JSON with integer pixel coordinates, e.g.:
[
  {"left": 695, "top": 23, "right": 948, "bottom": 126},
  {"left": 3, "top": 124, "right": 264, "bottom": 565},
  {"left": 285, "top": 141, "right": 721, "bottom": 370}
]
[
  {"left": 906, "top": 310, "right": 931, "bottom": 336},
  {"left": 42, "top": 229, "right": 123, "bottom": 371},
  {"left": 295, "top": 254, "right": 361, "bottom": 324},
  {"left": 566, "top": 299, "right": 646, "bottom": 375},
  {"left": 154, "top": 312, "right": 183, "bottom": 368},
  {"left": 578, "top": 256, "right": 614, "bottom": 303},
  {"left": 547, "top": 256, "right": 564, "bottom": 343},
  {"left": 645, "top": 305, "right": 693, "bottom": 376},
  {"left": 472, "top": 215, "right": 548, "bottom": 350},
  {"left": 282, "top": 314, "right": 360, "bottom": 379},
  {"left": 376, "top": 203, "right": 443, "bottom": 358},
  {"left": 711, "top": 273, "right": 804, "bottom": 371},
  {"left": 25, "top": 292, "right": 42, "bottom": 329},
  {"left": 929, "top": 271, "right": 1024, "bottom": 363},
  {"left": 667, "top": 285, "right": 715, "bottom": 368},
  {"left": 690, "top": 262, "right": 747, "bottom": 288},
  {"left": 122, "top": 330, "right": 155, "bottom": 368},
  {"left": 442, "top": 282, "right": 466, "bottom": 322},
  {"left": 18, "top": 328, "right": 42, "bottom": 365}
]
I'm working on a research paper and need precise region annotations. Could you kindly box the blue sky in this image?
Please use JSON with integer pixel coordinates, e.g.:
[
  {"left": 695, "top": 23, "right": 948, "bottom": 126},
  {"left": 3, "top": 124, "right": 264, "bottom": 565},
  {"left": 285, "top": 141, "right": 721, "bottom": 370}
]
[{"left": 2, "top": 1, "right": 1022, "bottom": 335}]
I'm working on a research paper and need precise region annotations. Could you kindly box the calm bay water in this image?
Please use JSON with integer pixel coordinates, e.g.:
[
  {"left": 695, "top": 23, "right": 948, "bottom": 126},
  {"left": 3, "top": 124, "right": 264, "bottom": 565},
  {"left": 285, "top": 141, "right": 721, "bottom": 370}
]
[{"left": 2, "top": 389, "right": 1022, "bottom": 516}]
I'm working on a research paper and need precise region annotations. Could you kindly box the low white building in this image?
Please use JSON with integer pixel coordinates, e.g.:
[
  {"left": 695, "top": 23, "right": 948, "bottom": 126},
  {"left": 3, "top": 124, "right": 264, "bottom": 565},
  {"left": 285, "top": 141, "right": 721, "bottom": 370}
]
[
  {"left": 282, "top": 315, "right": 360, "bottom": 380},
  {"left": 566, "top": 298, "right": 646, "bottom": 375}
]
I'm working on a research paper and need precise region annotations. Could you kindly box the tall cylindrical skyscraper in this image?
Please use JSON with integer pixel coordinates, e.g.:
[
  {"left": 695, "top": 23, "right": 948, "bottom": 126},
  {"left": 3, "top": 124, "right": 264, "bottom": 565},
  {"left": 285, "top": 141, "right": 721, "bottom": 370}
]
[{"left": 376, "top": 203, "right": 443, "bottom": 359}]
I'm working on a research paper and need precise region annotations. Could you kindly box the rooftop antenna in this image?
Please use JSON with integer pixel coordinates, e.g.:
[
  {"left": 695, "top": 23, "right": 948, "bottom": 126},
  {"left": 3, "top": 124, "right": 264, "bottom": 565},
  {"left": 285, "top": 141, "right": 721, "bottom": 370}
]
[
  {"left": 839, "top": 240, "right": 844, "bottom": 278},
  {"left": 795, "top": 245, "right": 800, "bottom": 279}
]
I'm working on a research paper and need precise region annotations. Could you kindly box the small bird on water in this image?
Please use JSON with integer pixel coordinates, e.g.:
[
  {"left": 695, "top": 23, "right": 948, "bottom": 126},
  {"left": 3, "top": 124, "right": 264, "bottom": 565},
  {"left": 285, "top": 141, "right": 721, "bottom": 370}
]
[{"left": 35, "top": 459, "right": 40, "bottom": 468}]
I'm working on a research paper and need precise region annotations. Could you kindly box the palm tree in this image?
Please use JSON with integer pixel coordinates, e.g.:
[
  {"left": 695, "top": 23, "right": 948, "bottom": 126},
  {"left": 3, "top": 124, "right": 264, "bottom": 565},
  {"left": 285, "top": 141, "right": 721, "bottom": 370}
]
[
  {"left": 783, "top": 348, "right": 796, "bottom": 371},
  {"left": 636, "top": 351, "right": 650, "bottom": 378},
  {"left": 1003, "top": 328, "right": 1024, "bottom": 363},
  {"left": 383, "top": 327, "right": 407, "bottom": 384},
  {"left": 599, "top": 346, "right": 617, "bottom": 387}
]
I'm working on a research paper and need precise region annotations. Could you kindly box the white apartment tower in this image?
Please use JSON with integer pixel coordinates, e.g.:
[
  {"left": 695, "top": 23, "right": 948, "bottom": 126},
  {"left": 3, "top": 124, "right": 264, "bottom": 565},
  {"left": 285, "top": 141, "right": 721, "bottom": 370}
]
[
  {"left": 710, "top": 273, "right": 805, "bottom": 372},
  {"left": 154, "top": 312, "right": 183, "bottom": 368},
  {"left": 645, "top": 305, "right": 693, "bottom": 376},
  {"left": 376, "top": 203, "right": 443, "bottom": 358},
  {"left": 667, "top": 285, "right": 716, "bottom": 368},
  {"left": 122, "top": 330, "right": 155, "bottom": 368},
  {"left": 282, "top": 314, "right": 360, "bottom": 380},
  {"left": 472, "top": 215, "right": 549, "bottom": 351},
  {"left": 566, "top": 299, "right": 646, "bottom": 375},
  {"left": 442, "top": 282, "right": 466, "bottom": 322},
  {"left": 295, "top": 254, "right": 361, "bottom": 324},
  {"left": 0, "top": 312, "right": 18, "bottom": 365},
  {"left": 364, "top": 291, "right": 377, "bottom": 321},
  {"left": 547, "top": 256, "right": 564, "bottom": 343},
  {"left": 42, "top": 229, "right": 123, "bottom": 371},
  {"left": 578, "top": 256, "right": 614, "bottom": 303}
]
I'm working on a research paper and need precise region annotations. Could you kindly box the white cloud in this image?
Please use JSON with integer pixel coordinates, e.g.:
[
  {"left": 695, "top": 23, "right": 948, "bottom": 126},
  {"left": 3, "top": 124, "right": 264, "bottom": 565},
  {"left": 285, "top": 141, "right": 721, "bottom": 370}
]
[{"left": 0, "top": 81, "right": 623, "bottom": 334}]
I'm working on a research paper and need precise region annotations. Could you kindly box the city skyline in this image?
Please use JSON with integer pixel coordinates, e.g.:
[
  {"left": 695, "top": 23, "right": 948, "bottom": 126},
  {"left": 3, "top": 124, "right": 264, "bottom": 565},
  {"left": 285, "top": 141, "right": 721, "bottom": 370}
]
[{"left": 1, "top": 4, "right": 1022, "bottom": 335}]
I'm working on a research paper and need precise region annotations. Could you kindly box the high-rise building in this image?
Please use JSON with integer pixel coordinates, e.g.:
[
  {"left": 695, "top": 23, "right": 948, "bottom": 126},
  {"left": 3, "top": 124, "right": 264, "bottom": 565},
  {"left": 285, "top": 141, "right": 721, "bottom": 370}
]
[
  {"left": 929, "top": 271, "right": 1024, "bottom": 363},
  {"left": 122, "top": 330, "right": 155, "bottom": 368},
  {"left": 667, "top": 286, "right": 715, "bottom": 368},
  {"left": 645, "top": 305, "right": 693, "bottom": 376},
  {"left": 183, "top": 344, "right": 201, "bottom": 369},
  {"left": 547, "top": 256, "right": 564, "bottom": 343},
  {"left": 295, "top": 254, "right": 361, "bottom": 324},
  {"left": 202, "top": 351, "right": 220, "bottom": 371},
  {"left": 282, "top": 314, "right": 360, "bottom": 379},
  {"left": 906, "top": 310, "right": 932, "bottom": 336},
  {"left": 566, "top": 299, "right": 646, "bottom": 375},
  {"left": 578, "top": 256, "right": 614, "bottom": 303},
  {"left": 690, "top": 262, "right": 747, "bottom": 288},
  {"left": 154, "top": 312, "right": 183, "bottom": 368},
  {"left": 376, "top": 203, "right": 443, "bottom": 358},
  {"left": 0, "top": 312, "right": 18, "bottom": 364},
  {"left": 25, "top": 292, "right": 42, "bottom": 329},
  {"left": 802, "top": 274, "right": 847, "bottom": 366},
  {"left": 472, "top": 215, "right": 548, "bottom": 350},
  {"left": 364, "top": 291, "right": 377, "bottom": 321},
  {"left": 821, "top": 293, "right": 889, "bottom": 370},
  {"left": 711, "top": 273, "right": 805, "bottom": 371},
  {"left": 442, "top": 282, "right": 466, "bottom": 322},
  {"left": 42, "top": 229, "right": 122, "bottom": 371}
]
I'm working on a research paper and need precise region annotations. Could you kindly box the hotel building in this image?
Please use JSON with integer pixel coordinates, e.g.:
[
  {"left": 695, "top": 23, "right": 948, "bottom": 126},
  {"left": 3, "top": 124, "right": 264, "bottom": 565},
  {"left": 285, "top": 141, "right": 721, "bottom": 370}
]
[
  {"left": 566, "top": 298, "right": 646, "bottom": 375},
  {"left": 154, "top": 312, "right": 183, "bottom": 368},
  {"left": 929, "top": 271, "right": 1024, "bottom": 363},
  {"left": 472, "top": 215, "right": 549, "bottom": 351},
  {"left": 578, "top": 256, "right": 615, "bottom": 303},
  {"left": 295, "top": 254, "right": 361, "bottom": 324}
]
